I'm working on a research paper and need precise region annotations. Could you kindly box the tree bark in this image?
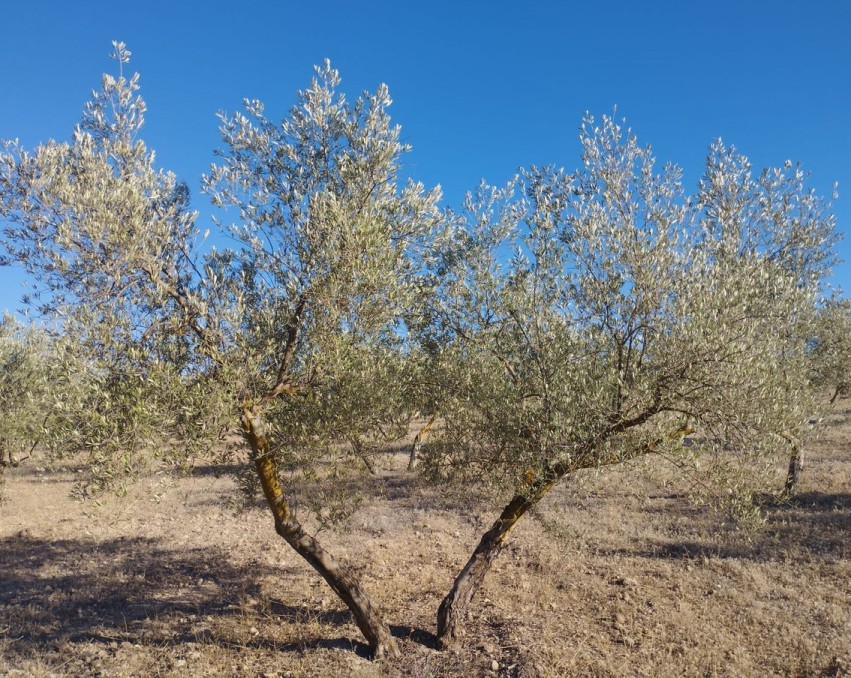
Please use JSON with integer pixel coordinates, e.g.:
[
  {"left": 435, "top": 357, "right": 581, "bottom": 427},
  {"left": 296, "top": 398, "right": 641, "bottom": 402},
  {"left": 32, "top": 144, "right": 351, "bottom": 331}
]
[
  {"left": 408, "top": 415, "right": 436, "bottom": 471},
  {"left": 436, "top": 470, "right": 560, "bottom": 649},
  {"left": 350, "top": 435, "right": 376, "bottom": 475},
  {"left": 242, "top": 408, "right": 399, "bottom": 659},
  {"left": 784, "top": 440, "right": 803, "bottom": 495}
]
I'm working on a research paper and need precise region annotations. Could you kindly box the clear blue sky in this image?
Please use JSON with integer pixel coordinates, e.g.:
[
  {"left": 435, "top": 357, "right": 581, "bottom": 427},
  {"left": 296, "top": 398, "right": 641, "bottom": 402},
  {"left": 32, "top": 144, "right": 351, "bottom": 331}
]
[{"left": 1, "top": 0, "right": 850, "bottom": 313}]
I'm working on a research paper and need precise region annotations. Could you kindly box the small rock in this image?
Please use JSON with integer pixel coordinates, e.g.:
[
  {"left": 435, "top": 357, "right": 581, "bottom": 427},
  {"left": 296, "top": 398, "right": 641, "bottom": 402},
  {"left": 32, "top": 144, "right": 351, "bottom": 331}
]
[{"left": 491, "top": 659, "right": 499, "bottom": 671}]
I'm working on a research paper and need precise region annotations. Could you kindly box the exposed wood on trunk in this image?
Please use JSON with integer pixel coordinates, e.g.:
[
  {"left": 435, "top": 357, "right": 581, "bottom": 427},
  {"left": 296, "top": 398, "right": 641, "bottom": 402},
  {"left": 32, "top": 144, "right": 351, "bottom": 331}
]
[
  {"left": 241, "top": 408, "right": 398, "bottom": 659},
  {"left": 408, "top": 415, "right": 436, "bottom": 471}
]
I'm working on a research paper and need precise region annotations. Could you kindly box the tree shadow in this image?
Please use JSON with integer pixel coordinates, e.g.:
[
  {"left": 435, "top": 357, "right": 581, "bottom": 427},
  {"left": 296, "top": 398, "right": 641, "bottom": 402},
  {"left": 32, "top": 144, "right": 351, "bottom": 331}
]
[
  {"left": 391, "top": 624, "right": 439, "bottom": 649},
  {"left": 783, "top": 490, "right": 851, "bottom": 511},
  {"left": 266, "top": 599, "right": 356, "bottom": 627},
  {"left": 604, "top": 491, "right": 850, "bottom": 561},
  {"left": 0, "top": 533, "right": 367, "bottom": 659},
  {"left": 187, "top": 462, "right": 244, "bottom": 478}
]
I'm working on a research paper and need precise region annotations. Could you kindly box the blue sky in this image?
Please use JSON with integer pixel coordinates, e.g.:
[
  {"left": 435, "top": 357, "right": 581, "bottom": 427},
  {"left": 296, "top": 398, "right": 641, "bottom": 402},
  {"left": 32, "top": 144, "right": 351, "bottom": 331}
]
[{"left": 1, "top": 0, "right": 850, "bottom": 313}]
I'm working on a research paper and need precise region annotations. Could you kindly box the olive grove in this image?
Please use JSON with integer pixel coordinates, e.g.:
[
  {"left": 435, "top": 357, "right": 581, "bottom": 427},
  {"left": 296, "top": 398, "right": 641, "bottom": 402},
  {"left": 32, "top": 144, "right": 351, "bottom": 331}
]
[
  {"left": 809, "top": 297, "right": 851, "bottom": 406},
  {"left": 0, "top": 43, "right": 841, "bottom": 660}
]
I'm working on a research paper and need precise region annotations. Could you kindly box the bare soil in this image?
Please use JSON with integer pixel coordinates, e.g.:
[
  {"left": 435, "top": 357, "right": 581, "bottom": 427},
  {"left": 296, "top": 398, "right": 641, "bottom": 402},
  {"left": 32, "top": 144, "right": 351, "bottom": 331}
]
[{"left": 1, "top": 417, "right": 849, "bottom": 677}]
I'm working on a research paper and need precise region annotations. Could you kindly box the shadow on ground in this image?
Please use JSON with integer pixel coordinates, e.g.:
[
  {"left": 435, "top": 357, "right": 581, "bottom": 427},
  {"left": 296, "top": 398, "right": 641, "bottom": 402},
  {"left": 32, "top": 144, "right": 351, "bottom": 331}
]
[
  {"left": 0, "top": 533, "right": 380, "bottom": 659},
  {"left": 607, "top": 491, "right": 851, "bottom": 561}
]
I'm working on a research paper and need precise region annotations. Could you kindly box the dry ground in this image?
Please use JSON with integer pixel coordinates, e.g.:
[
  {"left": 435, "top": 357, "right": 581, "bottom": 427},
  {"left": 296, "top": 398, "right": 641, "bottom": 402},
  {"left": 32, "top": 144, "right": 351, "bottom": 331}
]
[{"left": 1, "top": 417, "right": 849, "bottom": 677}]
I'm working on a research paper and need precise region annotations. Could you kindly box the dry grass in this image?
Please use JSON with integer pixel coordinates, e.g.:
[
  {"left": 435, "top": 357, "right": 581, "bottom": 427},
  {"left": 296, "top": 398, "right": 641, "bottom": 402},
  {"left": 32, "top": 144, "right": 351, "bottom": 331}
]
[{"left": 1, "top": 417, "right": 849, "bottom": 677}]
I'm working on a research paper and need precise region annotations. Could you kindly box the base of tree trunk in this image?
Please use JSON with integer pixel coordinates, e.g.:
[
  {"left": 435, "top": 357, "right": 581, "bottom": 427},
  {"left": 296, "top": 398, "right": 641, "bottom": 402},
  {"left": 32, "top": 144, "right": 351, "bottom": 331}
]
[
  {"left": 436, "top": 488, "right": 549, "bottom": 648},
  {"left": 408, "top": 415, "right": 435, "bottom": 471},
  {"left": 244, "top": 410, "right": 399, "bottom": 659},
  {"left": 784, "top": 445, "right": 804, "bottom": 495}
]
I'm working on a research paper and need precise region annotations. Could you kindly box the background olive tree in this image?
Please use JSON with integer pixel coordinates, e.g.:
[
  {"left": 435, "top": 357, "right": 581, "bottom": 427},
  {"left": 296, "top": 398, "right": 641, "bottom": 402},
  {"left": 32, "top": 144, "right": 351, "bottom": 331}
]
[
  {"left": 809, "top": 297, "right": 851, "bottom": 405},
  {"left": 419, "top": 116, "right": 837, "bottom": 647},
  {"left": 780, "top": 296, "right": 851, "bottom": 493},
  {"left": 0, "top": 43, "right": 443, "bottom": 658},
  {"left": 0, "top": 316, "right": 53, "bottom": 477}
]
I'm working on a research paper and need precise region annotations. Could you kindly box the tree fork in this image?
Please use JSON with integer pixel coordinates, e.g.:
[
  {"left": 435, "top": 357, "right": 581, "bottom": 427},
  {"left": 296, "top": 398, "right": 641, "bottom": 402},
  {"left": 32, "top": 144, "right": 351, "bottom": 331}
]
[{"left": 242, "top": 409, "right": 399, "bottom": 659}]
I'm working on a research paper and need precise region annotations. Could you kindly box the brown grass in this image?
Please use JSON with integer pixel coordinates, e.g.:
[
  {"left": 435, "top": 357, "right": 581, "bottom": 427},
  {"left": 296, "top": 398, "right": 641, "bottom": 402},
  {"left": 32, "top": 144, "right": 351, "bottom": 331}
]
[{"left": 1, "top": 417, "right": 849, "bottom": 677}]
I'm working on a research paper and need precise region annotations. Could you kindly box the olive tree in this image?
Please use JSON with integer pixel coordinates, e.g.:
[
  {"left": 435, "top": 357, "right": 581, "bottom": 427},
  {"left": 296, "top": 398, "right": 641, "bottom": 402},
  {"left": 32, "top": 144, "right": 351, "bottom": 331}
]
[
  {"left": 420, "top": 116, "right": 837, "bottom": 647},
  {"left": 781, "top": 296, "right": 851, "bottom": 493},
  {"left": 0, "top": 317, "right": 112, "bottom": 494},
  {"left": 0, "top": 315, "right": 52, "bottom": 474},
  {"left": 0, "top": 43, "right": 442, "bottom": 658},
  {"left": 809, "top": 297, "right": 851, "bottom": 405}
]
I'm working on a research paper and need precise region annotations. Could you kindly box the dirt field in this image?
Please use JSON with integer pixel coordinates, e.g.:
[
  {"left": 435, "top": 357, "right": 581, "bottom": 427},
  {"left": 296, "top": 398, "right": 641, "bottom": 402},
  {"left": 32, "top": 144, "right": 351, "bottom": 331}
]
[{"left": 1, "top": 416, "right": 849, "bottom": 677}]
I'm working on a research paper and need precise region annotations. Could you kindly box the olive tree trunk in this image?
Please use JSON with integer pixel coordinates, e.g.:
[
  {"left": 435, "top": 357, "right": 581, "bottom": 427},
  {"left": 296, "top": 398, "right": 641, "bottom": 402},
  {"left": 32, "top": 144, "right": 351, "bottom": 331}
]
[
  {"left": 784, "top": 441, "right": 803, "bottom": 495},
  {"left": 350, "top": 435, "right": 376, "bottom": 475},
  {"left": 242, "top": 409, "right": 399, "bottom": 659},
  {"left": 408, "top": 415, "right": 436, "bottom": 471},
  {"left": 436, "top": 471, "right": 561, "bottom": 648},
  {"left": 436, "top": 424, "right": 692, "bottom": 649}
]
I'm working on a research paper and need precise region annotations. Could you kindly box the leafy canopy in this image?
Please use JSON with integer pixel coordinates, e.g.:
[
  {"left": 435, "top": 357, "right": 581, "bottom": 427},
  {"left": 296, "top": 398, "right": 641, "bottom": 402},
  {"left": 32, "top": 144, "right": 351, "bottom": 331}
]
[
  {"left": 420, "top": 115, "right": 836, "bottom": 499},
  {"left": 0, "top": 44, "right": 444, "bottom": 507}
]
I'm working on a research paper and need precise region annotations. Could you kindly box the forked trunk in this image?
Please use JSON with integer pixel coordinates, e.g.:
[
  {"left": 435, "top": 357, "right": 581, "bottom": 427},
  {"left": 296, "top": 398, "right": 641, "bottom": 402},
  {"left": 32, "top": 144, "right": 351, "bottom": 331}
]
[
  {"left": 242, "top": 409, "right": 399, "bottom": 659},
  {"left": 436, "top": 472, "right": 560, "bottom": 649}
]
